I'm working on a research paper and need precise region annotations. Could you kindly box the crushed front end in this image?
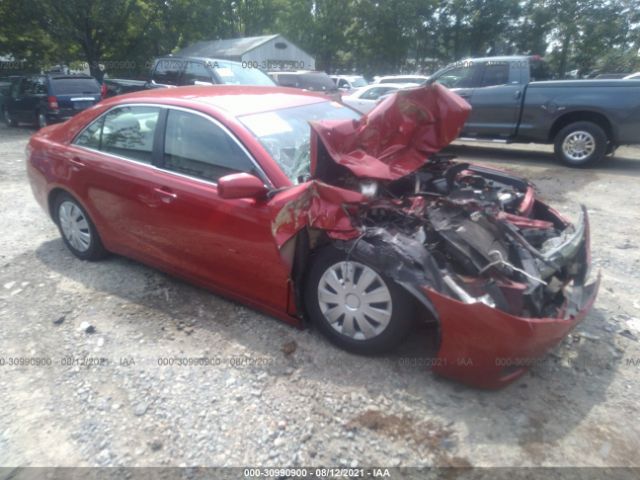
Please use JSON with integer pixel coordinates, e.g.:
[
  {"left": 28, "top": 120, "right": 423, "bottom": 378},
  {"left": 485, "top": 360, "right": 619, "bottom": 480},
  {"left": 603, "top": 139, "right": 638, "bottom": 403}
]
[
  {"left": 336, "top": 158, "right": 599, "bottom": 388},
  {"left": 271, "top": 83, "right": 599, "bottom": 388}
]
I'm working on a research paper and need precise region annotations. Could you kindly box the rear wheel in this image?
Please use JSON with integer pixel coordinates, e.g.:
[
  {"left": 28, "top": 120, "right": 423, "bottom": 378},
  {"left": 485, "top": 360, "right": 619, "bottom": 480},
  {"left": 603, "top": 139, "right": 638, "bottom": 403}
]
[
  {"left": 53, "top": 193, "right": 107, "bottom": 261},
  {"left": 554, "top": 121, "right": 607, "bottom": 167},
  {"left": 304, "top": 247, "right": 415, "bottom": 354}
]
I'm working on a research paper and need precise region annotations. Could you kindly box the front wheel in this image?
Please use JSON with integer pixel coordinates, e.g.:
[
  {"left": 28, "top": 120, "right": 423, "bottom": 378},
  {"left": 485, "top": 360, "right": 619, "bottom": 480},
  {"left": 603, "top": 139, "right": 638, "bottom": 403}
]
[
  {"left": 554, "top": 121, "right": 608, "bottom": 167},
  {"left": 304, "top": 247, "right": 415, "bottom": 355},
  {"left": 53, "top": 193, "right": 107, "bottom": 261}
]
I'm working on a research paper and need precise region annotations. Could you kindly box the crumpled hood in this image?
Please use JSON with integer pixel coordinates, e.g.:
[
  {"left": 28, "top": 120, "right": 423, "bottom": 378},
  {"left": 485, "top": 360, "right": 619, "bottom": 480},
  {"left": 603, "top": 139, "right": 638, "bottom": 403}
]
[{"left": 310, "top": 82, "right": 471, "bottom": 181}]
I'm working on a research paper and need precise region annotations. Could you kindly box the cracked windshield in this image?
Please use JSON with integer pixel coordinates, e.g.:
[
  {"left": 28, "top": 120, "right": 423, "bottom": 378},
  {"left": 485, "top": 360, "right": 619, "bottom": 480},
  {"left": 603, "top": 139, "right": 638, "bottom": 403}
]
[{"left": 240, "top": 101, "right": 361, "bottom": 183}]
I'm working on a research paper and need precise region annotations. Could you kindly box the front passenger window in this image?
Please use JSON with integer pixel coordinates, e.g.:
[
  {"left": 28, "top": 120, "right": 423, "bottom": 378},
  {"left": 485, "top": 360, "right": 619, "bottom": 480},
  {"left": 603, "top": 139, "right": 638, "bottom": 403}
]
[{"left": 163, "top": 109, "right": 256, "bottom": 183}]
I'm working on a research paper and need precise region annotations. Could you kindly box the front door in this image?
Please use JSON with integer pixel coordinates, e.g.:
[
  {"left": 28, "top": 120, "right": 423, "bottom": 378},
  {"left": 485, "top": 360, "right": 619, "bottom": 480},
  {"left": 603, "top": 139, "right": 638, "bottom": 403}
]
[{"left": 147, "top": 107, "right": 290, "bottom": 311}]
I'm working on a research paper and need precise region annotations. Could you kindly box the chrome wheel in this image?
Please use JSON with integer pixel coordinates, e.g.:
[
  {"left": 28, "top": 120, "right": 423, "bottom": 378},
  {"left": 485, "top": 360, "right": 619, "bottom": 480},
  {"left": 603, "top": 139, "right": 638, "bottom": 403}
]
[
  {"left": 562, "top": 131, "right": 595, "bottom": 161},
  {"left": 58, "top": 200, "right": 91, "bottom": 252},
  {"left": 317, "top": 261, "right": 392, "bottom": 340}
]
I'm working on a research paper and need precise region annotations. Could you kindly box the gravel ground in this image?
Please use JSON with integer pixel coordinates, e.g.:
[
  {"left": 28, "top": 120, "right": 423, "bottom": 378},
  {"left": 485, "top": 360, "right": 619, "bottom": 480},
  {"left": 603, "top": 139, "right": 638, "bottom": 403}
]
[{"left": 1, "top": 123, "right": 639, "bottom": 469}]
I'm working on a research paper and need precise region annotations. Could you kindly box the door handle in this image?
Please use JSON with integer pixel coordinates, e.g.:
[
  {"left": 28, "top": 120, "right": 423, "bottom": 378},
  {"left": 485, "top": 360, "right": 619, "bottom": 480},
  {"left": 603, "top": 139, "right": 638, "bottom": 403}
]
[
  {"left": 514, "top": 90, "right": 522, "bottom": 99},
  {"left": 154, "top": 186, "right": 177, "bottom": 203},
  {"left": 69, "top": 157, "right": 86, "bottom": 168}
]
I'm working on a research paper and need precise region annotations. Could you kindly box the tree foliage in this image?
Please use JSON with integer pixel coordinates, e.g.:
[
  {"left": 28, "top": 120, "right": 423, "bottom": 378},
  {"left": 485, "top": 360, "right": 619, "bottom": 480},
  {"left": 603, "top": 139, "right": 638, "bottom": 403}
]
[{"left": 0, "top": 0, "right": 638, "bottom": 78}]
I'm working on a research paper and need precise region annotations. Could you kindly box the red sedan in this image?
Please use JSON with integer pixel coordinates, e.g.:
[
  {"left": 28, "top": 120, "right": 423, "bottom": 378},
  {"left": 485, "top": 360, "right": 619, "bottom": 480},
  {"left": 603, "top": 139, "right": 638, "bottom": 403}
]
[{"left": 27, "top": 84, "right": 599, "bottom": 388}]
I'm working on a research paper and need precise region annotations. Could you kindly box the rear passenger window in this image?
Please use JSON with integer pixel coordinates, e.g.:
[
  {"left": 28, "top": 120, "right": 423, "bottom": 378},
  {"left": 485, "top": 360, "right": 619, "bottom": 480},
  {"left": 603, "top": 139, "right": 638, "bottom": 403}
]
[
  {"left": 480, "top": 63, "right": 510, "bottom": 87},
  {"left": 163, "top": 109, "right": 256, "bottom": 183},
  {"left": 74, "top": 106, "right": 160, "bottom": 163},
  {"left": 74, "top": 116, "right": 104, "bottom": 149},
  {"left": 101, "top": 106, "right": 160, "bottom": 162},
  {"left": 153, "top": 60, "right": 184, "bottom": 86}
]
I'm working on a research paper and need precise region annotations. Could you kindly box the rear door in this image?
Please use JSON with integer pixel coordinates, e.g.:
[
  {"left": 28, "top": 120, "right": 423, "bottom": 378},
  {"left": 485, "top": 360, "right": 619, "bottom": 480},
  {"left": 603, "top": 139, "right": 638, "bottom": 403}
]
[
  {"left": 70, "top": 105, "right": 165, "bottom": 257},
  {"left": 465, "top": 61, "right": 524, "bottom": 138}
]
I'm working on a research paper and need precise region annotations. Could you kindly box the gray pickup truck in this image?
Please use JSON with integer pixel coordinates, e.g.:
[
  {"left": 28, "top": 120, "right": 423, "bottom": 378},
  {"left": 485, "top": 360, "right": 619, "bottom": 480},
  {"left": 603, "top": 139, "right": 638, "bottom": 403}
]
[{"left": 430, "top": 55, "right": 640, "bottom": 166}]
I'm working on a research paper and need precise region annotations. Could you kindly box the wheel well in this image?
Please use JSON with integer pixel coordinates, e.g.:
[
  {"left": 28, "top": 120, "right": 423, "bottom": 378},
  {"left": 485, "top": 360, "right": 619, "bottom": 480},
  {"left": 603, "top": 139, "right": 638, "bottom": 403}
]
[
  {"left": 549, "top": 111, "right": 614, "bottom": 144},
  {"left": 47, "top": 188, "right": 68, "bottom": 221}
]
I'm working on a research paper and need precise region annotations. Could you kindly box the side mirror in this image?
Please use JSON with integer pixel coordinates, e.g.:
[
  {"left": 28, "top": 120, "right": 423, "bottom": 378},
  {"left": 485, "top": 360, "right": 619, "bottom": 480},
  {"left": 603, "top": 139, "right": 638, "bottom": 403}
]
[{"left": 218, "top": 173, "right": 268, "bottom": 200}]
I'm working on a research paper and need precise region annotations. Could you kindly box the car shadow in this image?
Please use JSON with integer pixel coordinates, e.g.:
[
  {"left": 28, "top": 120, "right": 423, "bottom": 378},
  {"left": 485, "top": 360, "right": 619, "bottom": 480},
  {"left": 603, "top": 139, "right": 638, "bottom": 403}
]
[{"left": 32, "top": 235, "right": 620, "bottom": 455}]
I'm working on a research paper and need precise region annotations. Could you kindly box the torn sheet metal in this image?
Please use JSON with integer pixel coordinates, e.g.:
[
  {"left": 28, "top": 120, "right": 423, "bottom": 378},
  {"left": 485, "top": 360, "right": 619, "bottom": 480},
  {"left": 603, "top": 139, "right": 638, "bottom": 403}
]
[
  {"left": 309, "top": 83, "right": 471, "bottom": 181},
  {"left": 269, "top": 180, "right": 365, "bottom": 248}
]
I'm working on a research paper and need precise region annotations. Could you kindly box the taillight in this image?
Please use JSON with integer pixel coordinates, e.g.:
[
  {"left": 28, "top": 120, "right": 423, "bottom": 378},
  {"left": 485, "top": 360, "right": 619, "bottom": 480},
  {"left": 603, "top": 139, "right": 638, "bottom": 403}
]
[
  {"left": 100, "top": 83, "right": 107, "bottom": 99},
  {"left": 48, "top": 96, "right": 59, "bottom": 110}
]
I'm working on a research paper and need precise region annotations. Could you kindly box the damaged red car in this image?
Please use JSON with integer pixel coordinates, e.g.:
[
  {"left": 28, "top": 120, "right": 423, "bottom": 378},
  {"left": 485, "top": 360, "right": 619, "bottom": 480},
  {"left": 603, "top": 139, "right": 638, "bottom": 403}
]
[{"left": 26, "top": 83, "right": 599, "bottom": 388}]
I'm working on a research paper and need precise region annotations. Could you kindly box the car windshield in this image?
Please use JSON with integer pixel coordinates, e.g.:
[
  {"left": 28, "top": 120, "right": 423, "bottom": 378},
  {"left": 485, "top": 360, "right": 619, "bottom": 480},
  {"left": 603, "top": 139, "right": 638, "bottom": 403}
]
[
  {"left": 212, "top": 61, "right": 274, "bottom": 86},
  {"left": 239, "top": 101, "right": 361, "bottom": 183},
  {"left": 50, "top": 77, "right": 100, "bottom": 94}
]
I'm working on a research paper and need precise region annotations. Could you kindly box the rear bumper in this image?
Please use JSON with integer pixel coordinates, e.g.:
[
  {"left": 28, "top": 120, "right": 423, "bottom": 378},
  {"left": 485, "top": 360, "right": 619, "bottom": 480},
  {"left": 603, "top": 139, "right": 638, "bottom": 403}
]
[{"left": 425, "top": 277, "right": 600, "bottom": 389}]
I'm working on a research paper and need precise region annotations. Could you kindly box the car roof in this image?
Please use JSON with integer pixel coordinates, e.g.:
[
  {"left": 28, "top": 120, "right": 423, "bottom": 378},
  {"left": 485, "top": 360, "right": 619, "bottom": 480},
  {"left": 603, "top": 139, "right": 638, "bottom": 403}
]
[{"left": 101, "top": 85, "right": 330, "bottom": 117}]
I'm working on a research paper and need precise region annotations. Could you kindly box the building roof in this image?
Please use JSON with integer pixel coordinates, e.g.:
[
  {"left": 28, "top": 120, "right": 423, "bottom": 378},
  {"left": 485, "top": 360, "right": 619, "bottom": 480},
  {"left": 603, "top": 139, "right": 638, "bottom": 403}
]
[{"left": 175, "top": 35, "right": 282, "bottom": 59}]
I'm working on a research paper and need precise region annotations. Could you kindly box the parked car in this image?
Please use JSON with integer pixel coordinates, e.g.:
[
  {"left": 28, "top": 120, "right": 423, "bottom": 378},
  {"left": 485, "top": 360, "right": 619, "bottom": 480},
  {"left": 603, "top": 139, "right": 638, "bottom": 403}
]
[
  {"left": 103, "top": 56, "right": 275, "bottom": 98},
  {"left": 341, "top": 82, "right": 417, "bottom": 114},
  {"left": 330, "top": 75, "right": 368, "bottom": 91},
  {"left": 375, "top": 75, "right": 429, "bottom": 85},
  {"left": 269, "top": 71, "right": 339, "bottom": 98},
  {"left": 4, "top": 74, "right": 101, "bottom": 128},
  {"left": 429, "top": 55, "right": 640, "bottom": 166},
  {"left": 26, "top": 84, "right": 598, "bottom": 388}
]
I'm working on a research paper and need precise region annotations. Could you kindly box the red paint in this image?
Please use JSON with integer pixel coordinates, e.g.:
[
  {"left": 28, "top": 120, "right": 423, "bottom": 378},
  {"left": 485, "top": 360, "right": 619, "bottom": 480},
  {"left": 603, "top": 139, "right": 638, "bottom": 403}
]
[
  {"left": 310, "top": 83, "right": 471, "bottom": 180},
  {"left": 426, "top": 276, "right": 600, "bottom": 389}
]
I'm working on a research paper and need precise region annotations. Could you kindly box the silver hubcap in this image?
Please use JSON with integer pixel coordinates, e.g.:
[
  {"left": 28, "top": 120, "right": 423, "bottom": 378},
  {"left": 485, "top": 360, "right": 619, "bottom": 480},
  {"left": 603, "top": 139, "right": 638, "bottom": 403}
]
[
  {"left": 58, "top": 201, "right": 91, "bottom": 252},
  {"left": 562, "top": 131, "right": 595, "bottom": 161},
  {"left": 318, "top": 261, "right": 392, "bottom": 340}
]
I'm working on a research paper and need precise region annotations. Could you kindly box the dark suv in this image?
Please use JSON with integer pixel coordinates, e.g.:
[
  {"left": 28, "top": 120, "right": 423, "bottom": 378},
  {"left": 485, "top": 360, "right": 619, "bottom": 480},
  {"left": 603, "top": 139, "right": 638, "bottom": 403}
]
[
  {"left": 149, "top": 57, "right": 275, "bottom": 87},
  {"left": 4, "top": 74, "right": 102, "bottom": 128}
]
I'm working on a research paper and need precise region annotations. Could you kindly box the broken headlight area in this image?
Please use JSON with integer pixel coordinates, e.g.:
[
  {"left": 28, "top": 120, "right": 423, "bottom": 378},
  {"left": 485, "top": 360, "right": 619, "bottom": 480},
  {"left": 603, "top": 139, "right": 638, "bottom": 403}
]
[{"left": 340, "top": 156, "right": 592, "bottom": 320}]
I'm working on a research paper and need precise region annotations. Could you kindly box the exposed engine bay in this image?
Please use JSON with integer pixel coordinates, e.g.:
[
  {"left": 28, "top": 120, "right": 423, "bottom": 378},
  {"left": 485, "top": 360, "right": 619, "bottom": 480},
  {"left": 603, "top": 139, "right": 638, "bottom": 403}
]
[{"left": 328, "top": 154, "right": 589, "bottom": 320}]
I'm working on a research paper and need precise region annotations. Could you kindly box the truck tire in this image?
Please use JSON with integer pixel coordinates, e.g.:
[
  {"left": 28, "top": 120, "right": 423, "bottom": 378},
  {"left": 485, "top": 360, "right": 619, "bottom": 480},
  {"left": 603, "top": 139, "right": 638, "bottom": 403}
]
[{"left": 554, "top": 121, "right": 608, "bottom": 167}]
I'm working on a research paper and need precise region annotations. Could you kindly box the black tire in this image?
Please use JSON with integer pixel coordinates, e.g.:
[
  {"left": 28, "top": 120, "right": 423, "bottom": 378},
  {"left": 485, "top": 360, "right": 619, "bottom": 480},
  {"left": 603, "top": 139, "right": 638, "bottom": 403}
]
[
  {"left": 53, "top": 192, "right": 107, "bottom": 261},
  {"left": 3, "top": 108, "right": 17, "bottom": 127},
  {"left": 304, "top": 247, "right": 415, "bottom": 355},
  {"left": 554, "top": 121, "right": 608, "bottom": 167}
]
